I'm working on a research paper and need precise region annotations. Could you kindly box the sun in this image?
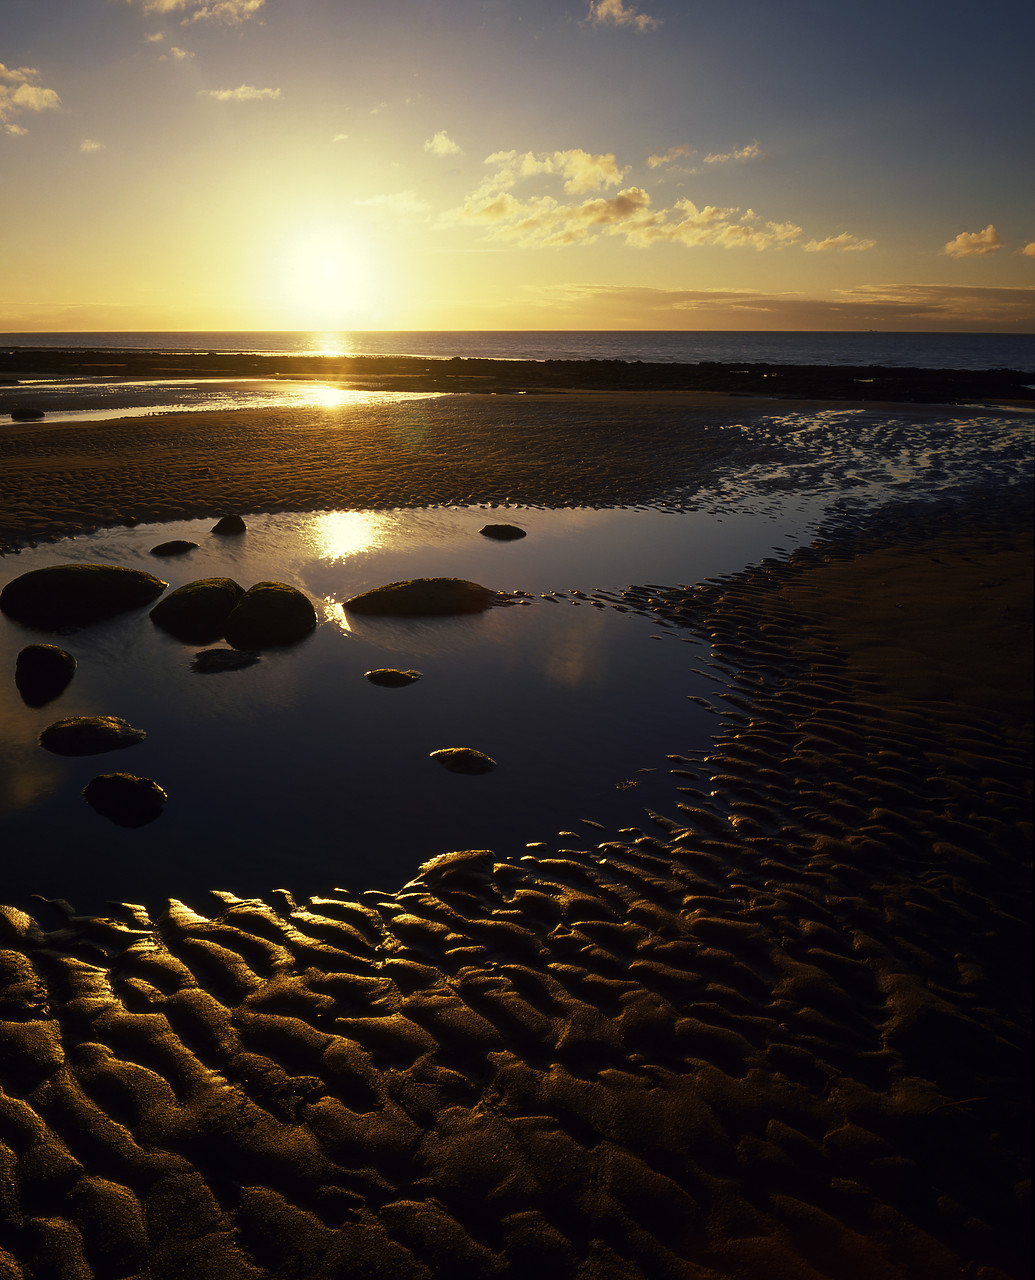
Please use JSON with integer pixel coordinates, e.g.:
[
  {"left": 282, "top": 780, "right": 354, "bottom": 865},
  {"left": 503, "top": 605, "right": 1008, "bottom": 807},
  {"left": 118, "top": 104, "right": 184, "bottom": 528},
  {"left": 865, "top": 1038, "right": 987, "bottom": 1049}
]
[{"left": 277, "top": 226, "right": 388, "bottom": 328}]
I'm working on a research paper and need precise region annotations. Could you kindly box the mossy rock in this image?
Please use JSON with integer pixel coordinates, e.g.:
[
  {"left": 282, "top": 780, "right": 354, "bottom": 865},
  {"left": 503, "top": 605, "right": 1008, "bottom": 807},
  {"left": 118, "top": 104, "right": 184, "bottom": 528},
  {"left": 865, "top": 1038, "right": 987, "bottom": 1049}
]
[
  {"left": 0, "top": 564, "right": 168, "bottom": 631},
  {"left": 345, "top": 577, "right": 506, "bottom": 617},
  {"left": 150, "top": 577, "right": 244, "bottom": 644},
  {"left": 212, "top": 514, "right": 247, "bottom": 535},
  {"left": 39, "top": 716, "right": 146, "bottom": 756},
  {"left": 83, "top": 773, "right": 166, "bottom": 827},
  {"left": 479, "top": 524, "right": 526, "bottom": 541},
  {"left": 15, "top": 644, "right": 76, "bottom": 707},
  {"left": 150, "top": 539, "right": 199, "bottom": 557},
  {"left": 224, "top": 581, "right": 317, "bottom": 649},
  {"left": 364, "top": 668, "right": 422, "bottom": 687},
  {"left": 429, "top": 747, "right": 496, "bottom": 775}
]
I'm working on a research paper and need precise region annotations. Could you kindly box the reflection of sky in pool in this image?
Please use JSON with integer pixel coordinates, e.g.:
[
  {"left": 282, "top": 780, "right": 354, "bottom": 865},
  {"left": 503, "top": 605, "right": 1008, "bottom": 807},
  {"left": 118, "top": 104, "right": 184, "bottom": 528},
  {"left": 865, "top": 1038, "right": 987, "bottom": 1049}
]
[{"left": 0, "top": 502, "right": 822, "bottom": 914}]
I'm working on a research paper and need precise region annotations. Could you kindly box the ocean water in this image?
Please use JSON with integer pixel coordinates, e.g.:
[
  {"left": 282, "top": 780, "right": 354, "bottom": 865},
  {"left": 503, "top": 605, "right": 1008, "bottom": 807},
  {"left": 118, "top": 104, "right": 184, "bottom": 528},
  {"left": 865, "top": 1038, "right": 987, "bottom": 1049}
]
[{"left": 2, "top": 329, "right": 1033, "bottom": 371}]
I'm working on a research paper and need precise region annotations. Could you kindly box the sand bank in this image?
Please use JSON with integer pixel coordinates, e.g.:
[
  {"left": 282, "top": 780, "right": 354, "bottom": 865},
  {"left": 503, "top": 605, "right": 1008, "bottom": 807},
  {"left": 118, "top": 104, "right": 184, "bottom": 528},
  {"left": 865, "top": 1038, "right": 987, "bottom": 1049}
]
[{"left": 0, "top": 392, "right": 1030, "bottom": 1277}]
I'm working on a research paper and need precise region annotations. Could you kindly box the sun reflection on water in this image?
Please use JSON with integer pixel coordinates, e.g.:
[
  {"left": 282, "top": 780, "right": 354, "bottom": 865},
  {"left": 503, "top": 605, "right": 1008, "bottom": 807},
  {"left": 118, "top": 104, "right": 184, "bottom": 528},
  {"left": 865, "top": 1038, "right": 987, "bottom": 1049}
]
[{"left": 308, "top": 510, "right": 387, "bottom": 561}]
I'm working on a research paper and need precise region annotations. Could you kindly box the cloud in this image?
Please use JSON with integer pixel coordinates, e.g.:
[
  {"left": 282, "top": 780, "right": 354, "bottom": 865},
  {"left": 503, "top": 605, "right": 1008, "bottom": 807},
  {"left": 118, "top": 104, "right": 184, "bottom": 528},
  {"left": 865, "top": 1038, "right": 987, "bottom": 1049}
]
[
  {"left": 943, "top": 224, "right": 1001, "bottom": 257},
  {"left": 125, "top": 0, "right": 264, "bottom": 23},
  {"left": 199, "top": 85, "right": 281, "bottom": 102},
  {"left": 162, "top": 46, "right": 194, "bottom": 60},
  {"left": 424, "top": 130, "right": 462, "bottom": 157},
  {"left": 449, "top": 183, "right": 802, "bottom": 252},
  {"left": 332, "top": 133, "right": 349, "bottom": 143},
  {"left": 804, "top": 232, "right": 876, "bottom": 252},
  {"left": 80, "top": 139, "right": 104, "bottom": 152},
  {"left": 1022, "top": 242, "right": 1035, "bottom": 257},
  {"left": 531, "top": 282, "right": 1035, "bottom": 331},
  {"left": 586, "top": 1, "right": 661, "bottom": 32},
  {"left": 353, "top": 190, "right": 431, "bottom": 217},
  {"left": 144, "top": 32, "right": 165, "bottom": 42},
  {"left": 704, "top": 141, "right": 762, "bottom": 164},
  {"left": 479, "top": 148, "right": 629, "bottom": 197},
  {"left": 0, "top": 64, "right": 61, "bottom": 127},
  {"left": 646, "top": 145, "right": 695, "bottom": 170}
]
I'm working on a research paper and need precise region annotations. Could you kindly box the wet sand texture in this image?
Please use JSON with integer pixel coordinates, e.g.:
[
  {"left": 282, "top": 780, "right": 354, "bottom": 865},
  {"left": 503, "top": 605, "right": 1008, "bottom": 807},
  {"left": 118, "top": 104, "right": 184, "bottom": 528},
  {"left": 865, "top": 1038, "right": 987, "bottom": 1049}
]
[{"left": 0, "top": 371, "right": 1031, "bottom": 1277}]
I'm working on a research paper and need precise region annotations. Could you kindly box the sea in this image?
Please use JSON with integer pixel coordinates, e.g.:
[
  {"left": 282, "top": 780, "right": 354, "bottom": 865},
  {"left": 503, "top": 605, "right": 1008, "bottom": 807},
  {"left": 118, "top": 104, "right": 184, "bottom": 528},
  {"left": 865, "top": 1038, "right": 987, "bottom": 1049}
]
[{"left": 2, "top": 330, "right": 1033, "bottom": 371}]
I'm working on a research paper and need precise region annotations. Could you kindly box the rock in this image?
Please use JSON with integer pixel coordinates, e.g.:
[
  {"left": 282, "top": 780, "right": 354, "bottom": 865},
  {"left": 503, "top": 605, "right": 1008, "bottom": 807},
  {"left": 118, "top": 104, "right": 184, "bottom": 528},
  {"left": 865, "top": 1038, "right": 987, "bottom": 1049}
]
[
  {"left": 149, "top": 577, "right": 244, "bottom": 644},
  {"left": 345, "top": 578, "right": 507, "bottom": 616},
  {"left": 191, "top": 648, "right": 261, "bottom": 674},
  {"left": 480, "top": 523, "right": 526, "bottom": 540},
  {"left": 429, "top": 747, "right": 496, "bottom": 774},
  {"left": 83, "top": 773, "right": 166, "bottom": 827},
  {"left": 0, "top": 563, "right": 168, "bottom": 630},
  {"left": 10, "top": 406, "right": 46, "bottom": 421},
  {"left": 39, "top": 716, "right": 146, "bottom": 756},
  {"left": 150, "top": 539, "right": 199, "bottom": 557},
  {"left": 223, "top": 581, "right": 317, "bottom": 649},
  {"left": 212, "top": 514, "right": 247, "bottom": 535},
  {"left": 15, "top": 644, "right": 76, "bottom": 707},
  {"left": 364, "top": 668, "right": 422, "bottom": 687}
]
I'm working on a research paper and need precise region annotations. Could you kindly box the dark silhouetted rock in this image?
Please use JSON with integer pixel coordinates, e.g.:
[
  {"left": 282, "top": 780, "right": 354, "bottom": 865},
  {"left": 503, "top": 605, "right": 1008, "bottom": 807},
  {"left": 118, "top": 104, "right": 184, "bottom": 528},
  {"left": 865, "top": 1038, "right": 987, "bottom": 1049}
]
[
  {"left": 149, "top": 577, "right": 244, "bottom": 644},
  {"left": 15, "top": 644, "right": 76, "bottom": 707},
  {"left": 150, "top": 539, "right": 199, "bottom": 557},
  {"left": 212, "top": 514, "right": 247, "bottom": 535},
  {"left": 83, "top": 773, "right": 166, "bottom": 827},
  {"left": 40, "top": 715, "right": 146, "bottom": 756},
  {"left": 345, "top": 578, "right": 506, "bottom": 616},
  {"left": 364, "top": 668, "right": 422, "bottom": 687},
  {"left": 10, "top": 406, "right": 46, "bottom": 421},
  {"left": 224, "top": 581, "right": 317, "bottom": 649},
  {"left": 191, "top": 648, "right": 261, "bottom": 673},
  {"left": 0, "top": 563, "right": 168, "bottom": 630},
  {"left": 429, "top": 747, "right": 496, "bottom": 774},
  {"left": 480, "top": 523, "right": 527, "bottom": 540}
]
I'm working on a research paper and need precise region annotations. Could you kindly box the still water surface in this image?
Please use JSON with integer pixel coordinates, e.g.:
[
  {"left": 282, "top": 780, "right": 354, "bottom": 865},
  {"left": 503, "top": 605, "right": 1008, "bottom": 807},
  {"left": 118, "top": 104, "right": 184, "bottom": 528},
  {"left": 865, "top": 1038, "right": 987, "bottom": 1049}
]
[{"left": 0, "top": 502, "right": 821, "bottom": 914}]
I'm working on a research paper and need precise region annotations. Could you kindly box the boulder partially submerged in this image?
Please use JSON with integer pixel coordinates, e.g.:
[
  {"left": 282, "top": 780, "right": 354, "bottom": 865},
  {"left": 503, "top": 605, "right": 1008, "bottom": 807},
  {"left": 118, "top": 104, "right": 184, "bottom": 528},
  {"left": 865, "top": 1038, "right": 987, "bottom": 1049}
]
[
  {"left": 150, "top": 540, "right": 199, "bottom": 557},
  {"left": 83, "top": 773, "right": 166, "bottom": 827},
  {"left": 0, "top": 563, "right": 167, "bottom": 630},
  {"left": 150, "top": 577, "right": 244, "bottom": 644},
  {"left": 429, "top": 747, "right": 496, "bottom": 775},
  {"left": 345, "top": 577, "right": 507, "bottom": 617},
  {"left": 212, "top": 514, "right": 247, "bottom": 535},
  {"left": 479, "top": 523, "right": 526, "bottom": 541},
  {"left": 39, "top": 715, "right": 146, "bottom": 756},
  {"left": 224, "top": 581, "right": 317, "bottom": 649},
  {"left": 364, "top": 668, "right": 422, "bottom": 687},
  {"left": 15, "top": 644, "right": 76, "bottom": 707},
  {"left": 191, "top": 648, "right": 261, "bottom": 674},
  {"left": 10, "top": 406, "right": 46, "bottom": 421}
]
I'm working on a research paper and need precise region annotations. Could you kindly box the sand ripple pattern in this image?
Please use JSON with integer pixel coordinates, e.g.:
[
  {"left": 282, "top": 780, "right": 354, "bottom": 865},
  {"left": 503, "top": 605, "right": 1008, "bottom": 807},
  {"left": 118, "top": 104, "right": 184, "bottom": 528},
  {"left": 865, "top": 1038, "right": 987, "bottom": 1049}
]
[{"left": 1, "top": 514, "right": 1029, "bottom": 1278}]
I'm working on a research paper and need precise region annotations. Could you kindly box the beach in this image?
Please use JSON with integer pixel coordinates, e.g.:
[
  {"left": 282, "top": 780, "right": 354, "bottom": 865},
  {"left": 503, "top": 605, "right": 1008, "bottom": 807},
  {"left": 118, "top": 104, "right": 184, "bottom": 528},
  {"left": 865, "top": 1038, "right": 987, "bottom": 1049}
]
[{"left": 0, "top": 375, "right": 1031, "bottom": 1278}]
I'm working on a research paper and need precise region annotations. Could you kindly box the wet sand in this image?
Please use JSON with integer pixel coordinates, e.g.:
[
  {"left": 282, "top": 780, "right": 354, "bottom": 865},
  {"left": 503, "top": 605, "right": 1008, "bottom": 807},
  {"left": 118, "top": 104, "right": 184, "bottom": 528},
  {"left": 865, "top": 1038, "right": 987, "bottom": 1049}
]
[{"left": 0, "top": 386, "right": 1031, "bottom": 1278}]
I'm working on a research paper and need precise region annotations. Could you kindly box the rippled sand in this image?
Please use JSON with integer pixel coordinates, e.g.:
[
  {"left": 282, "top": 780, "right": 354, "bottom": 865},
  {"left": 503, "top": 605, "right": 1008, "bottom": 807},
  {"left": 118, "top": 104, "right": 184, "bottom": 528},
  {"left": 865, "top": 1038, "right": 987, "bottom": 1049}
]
[{"left": 0, "top": 390, "right": 1030, "bottom": 1278}]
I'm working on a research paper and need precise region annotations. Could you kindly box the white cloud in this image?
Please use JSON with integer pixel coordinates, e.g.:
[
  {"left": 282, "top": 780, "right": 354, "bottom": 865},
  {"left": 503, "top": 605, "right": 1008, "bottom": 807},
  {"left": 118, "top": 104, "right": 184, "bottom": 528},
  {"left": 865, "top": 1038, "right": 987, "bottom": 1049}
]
[
  {"left": 3, "top": 123, "right": 28, "bottom": 136},
  {"left": 942, "top": 224, "right": 1001, "bottom": 257},
  {"left": 332, "top": 133, "right": 349, "bottom": 143},
  {"left": 80, "top": 139, "right": 105, "bottom": 152},
  {"left": 478, "top": 148, "right": 629, "bottom": 197},
  {"left": 199, "top": 85, "right": 281, "bottom": 101},
  {"left": 1022, "top": 241, "right": 1035, "bottom": 257},
  {"left": 144, "top": 32, "right": 165, "bottom": 42},
  {"left": 354, "top": 190, "right": 431, "bottom": 217},
  {"left": 587, "top": 0, "right": 661, "bottom": 32},
  {"left": 126, "top": 0, "right": 264, "bottom": 23},
  {"left": 424, "top": 130, "right": 462, "bottom": 157},
  {"left": 646, "top": 145, "right": 695, "bottom": 170},
  {"left": 163, "top": 46, "right": 194, "bottom": 60},
  {"left": 0, "top": 64, "right": 61, "bottom": 126},
  {"left": 704, "top": 141, "right": 762, "bottom": 164},
  {"left": 804, "top": 232, "right": 876, "bottom": 252}
]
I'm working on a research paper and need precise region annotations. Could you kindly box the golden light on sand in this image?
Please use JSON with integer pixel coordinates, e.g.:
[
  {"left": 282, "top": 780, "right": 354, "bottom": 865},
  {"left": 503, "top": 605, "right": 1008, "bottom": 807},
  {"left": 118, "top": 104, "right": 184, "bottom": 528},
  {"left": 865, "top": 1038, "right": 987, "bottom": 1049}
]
[{"left": 278, "top": 227, "right": 384, "bottom": 328}]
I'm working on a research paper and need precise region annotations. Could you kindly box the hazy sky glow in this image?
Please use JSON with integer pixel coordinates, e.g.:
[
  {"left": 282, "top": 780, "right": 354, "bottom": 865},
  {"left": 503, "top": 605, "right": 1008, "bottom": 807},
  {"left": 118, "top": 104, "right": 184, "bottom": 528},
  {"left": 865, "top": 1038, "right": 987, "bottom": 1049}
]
[{"left": 2, "top": 0, "right": 1033, "bottom": 331}]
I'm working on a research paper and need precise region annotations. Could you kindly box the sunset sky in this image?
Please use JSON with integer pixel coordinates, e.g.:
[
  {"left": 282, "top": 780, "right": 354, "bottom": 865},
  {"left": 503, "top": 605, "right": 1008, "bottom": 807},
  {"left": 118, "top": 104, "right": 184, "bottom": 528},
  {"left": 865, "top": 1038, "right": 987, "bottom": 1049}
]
[{"left": 3, "top": 0, "right": 1033, "bottom": 332}]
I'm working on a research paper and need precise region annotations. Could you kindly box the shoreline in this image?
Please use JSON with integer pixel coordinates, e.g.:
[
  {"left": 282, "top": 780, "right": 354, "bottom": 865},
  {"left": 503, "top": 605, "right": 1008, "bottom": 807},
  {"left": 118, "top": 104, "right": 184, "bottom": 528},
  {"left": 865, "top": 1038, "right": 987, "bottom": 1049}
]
[{"left": 0, "top": 389, "right": 1030, "bottom": 1277}]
